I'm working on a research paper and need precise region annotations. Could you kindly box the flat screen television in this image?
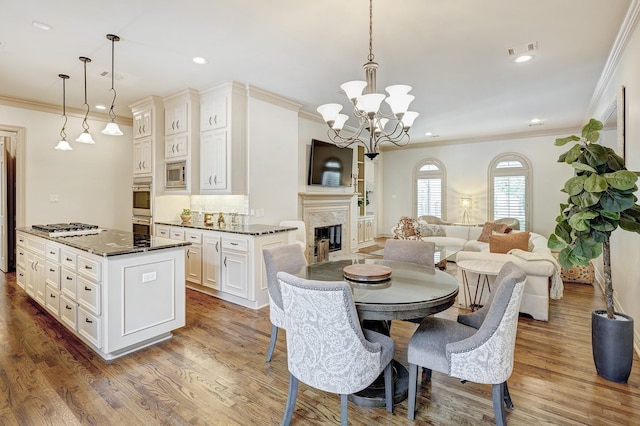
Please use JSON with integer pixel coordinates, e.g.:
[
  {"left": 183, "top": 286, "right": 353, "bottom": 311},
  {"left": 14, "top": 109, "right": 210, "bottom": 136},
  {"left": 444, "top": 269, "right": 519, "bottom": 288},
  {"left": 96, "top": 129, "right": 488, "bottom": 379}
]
[{"left": 308, "top": 139, "right": 353, "bottom": 187}]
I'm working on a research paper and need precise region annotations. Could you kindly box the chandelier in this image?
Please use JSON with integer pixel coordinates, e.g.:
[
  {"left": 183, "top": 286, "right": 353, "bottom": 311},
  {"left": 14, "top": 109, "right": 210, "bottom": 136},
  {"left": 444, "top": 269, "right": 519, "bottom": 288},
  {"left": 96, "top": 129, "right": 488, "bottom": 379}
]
[{"left": 316, "top": 0, "right": 418, "bottom": 160}]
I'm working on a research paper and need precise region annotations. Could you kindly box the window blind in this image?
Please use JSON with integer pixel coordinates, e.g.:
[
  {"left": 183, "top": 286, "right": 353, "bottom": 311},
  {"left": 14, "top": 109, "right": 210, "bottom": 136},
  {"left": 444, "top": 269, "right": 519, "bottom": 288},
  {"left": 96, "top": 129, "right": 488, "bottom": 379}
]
[
  {"left": 417, "top": 178, "right": 442, "bottom": 217},
  {"left": 493, "top": 175, "right": 526, "bottom": 229}
]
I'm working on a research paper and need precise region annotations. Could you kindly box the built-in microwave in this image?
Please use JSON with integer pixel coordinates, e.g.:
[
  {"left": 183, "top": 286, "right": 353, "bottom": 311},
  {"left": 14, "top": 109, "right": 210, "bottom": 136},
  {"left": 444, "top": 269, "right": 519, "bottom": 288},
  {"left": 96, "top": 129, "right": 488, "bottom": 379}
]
[
  {"left": 132, "top": 178, "right": 152, "bottom": 216},
  {"left": 165, "top": 160, "right": 187, "bottom": 189}
]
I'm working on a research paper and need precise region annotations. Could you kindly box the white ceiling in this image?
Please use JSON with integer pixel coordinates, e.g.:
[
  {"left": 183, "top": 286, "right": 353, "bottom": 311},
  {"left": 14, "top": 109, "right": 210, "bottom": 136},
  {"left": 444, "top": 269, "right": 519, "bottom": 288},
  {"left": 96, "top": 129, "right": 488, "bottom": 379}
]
[{"left": 0, "top": 0, "right": 632, "bottom": 143}]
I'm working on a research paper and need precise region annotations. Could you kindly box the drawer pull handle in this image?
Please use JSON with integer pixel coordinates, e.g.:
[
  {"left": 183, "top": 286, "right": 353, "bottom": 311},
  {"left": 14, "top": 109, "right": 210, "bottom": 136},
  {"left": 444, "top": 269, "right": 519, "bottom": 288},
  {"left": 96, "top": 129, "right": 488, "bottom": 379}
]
[
  {"left": 50, "top": 293, "right": 56, "bottom": 298},
  {"left": 66, "top": 277, "right": 73, "bottom": 280},
  {"left": 66, "top": 257, "right": 72, "bottom": 261},
  {"left": 224, "top": 256, "right": 227, "bottom": 267},
  {"left": 231, "top": 242, "right": 238, "bottom": 246},
  {"left": 50, "top": 251, "right": 56, "bottom": 255},
  {"left": 215, "top": 241, "right": 219, "bottom": 252},
  {"left": 85, "top": 318, "right": 93, "bottom": 324},
  {"left": 49, "top": 268, "right": 55, "bottom": 272},
  {"left": 85, "top": 265, "right": 93, "bottom": 270},
  {"left": 84, "top": 286, "right": 91, "bottom": 291},
  {"left": 65, "top": 305, "right": 72, "bottom": 310}
]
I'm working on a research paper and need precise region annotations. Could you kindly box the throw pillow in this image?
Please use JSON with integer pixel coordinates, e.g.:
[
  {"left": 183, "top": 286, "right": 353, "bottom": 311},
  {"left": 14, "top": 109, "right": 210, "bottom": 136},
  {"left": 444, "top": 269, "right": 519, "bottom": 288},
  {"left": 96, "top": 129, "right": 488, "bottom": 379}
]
[
  {"left": 418, "top": 223, "right": 446, "bottom": 237},
  {"left": 489, "top": 231, "right": 531, "bottom": 254},
  {"left": 478, "top": 221, "right": 511, "bottom": 243},
  {"left": 394, "top": 216, "right": 417, "bottom": 239}
]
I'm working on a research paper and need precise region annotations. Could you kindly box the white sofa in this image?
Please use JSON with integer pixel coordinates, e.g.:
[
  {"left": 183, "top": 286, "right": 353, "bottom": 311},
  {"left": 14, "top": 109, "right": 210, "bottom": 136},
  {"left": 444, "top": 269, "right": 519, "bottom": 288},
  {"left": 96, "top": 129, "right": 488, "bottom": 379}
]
[{"left": 390, "top": 217, "right": 561, "bottom": 321}]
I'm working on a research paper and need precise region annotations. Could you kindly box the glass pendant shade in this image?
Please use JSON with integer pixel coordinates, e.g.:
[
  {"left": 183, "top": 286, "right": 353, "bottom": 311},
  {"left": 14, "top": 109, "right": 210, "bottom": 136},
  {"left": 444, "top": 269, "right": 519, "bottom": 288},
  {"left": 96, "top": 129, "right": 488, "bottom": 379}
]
[
  {"left": 102, "top": 120, "right": 123, "bottom": 136},
  {"left": 332, "top": 114, "right": 349, "bottom": 130},
  {"left": 385, "top": 94, "right": 414, "bottom": 115},
  {"left": 317, "top": 103, "right": 343, "bottom": 124},
  {"left": 401, "top": 111, "right": 419, "bottom": 129},
  {"left": 356, "top": 93, "right": 385, "bottom": 114},
  {"left": 385, "top": 85, "right": 412, "bottom": 97},
  {"left": 340, "top": 81, "right": 367, "bottom": 101},
  {"left": 374, "top": 118, "right": 389, "bottom": 134},
  {"left": 54, "top": 139, "right": 73, "bottom": 151},
  {"left": 75, "top": 130, "right": 95, "bottom": 144}
]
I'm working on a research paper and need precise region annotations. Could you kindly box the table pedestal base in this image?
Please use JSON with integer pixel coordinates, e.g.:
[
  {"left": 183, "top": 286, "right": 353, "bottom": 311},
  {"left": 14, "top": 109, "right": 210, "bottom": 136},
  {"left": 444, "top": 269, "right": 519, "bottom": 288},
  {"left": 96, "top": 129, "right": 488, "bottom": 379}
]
[{"left": 348, "top": 360, "right": 409, "bottom": 407}]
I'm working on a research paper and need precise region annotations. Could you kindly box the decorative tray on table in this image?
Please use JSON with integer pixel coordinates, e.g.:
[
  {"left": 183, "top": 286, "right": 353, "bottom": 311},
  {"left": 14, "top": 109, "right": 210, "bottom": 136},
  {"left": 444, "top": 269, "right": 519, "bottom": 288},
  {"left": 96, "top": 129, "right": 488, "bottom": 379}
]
[{"left": 343, "top": 264, "right": 392, "bottom": 283}]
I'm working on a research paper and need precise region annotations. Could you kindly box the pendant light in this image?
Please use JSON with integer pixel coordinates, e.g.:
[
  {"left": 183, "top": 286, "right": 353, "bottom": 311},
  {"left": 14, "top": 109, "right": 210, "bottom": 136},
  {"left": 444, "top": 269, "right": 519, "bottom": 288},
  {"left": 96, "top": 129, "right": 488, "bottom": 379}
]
[
  {"left": 101, "top": 34, "right": 123, "bottom": 136},
  {"left": 54, "top": 74, "right": 73, "bottom": 151},
  {"left": 75, "top": 56, "right": 96, "bottom": 144}
]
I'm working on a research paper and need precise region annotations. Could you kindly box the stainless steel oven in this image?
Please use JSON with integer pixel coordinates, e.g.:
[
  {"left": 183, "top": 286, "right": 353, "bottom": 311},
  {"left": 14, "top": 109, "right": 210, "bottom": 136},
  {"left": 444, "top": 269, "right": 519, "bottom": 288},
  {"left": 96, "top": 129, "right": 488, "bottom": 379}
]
[
  {"left": 133, "top": 178, "right": 152, "bottom": 216},
  {"left": 132, "top": 215, "right": 152, "bottom": 236}
]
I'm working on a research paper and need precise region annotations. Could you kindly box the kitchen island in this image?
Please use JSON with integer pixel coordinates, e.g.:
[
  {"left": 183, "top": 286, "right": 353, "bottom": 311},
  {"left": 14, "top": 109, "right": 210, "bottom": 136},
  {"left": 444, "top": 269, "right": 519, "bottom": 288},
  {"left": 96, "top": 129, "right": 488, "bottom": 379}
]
[
  {"left": 155, "top": 221, "right": 296, "bottom": 309},
  {"left": 16, "top": 227, "right": 190, "bottom": 361}
]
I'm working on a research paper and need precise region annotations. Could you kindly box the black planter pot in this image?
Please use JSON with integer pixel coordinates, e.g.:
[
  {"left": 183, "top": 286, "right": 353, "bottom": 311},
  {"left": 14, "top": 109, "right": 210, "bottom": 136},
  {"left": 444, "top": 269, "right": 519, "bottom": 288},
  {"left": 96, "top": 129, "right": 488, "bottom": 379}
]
[{"left": 592, "top": 310, "right": 634, "bottom": 383}]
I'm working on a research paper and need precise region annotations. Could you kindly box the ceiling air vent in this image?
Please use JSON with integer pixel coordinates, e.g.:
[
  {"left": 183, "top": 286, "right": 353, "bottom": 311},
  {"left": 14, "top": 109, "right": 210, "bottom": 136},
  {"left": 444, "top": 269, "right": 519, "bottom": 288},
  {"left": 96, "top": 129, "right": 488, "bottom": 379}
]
[{"left": 99, "top": 71, "right": 124, "bottom": 80}]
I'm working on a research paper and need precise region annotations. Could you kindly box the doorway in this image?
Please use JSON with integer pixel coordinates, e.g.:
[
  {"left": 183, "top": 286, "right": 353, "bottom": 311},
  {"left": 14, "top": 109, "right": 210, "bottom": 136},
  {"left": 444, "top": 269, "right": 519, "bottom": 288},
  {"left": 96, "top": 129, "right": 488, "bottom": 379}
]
[{"left": 0, "top": 129, "right": 20, "bottom": 273}]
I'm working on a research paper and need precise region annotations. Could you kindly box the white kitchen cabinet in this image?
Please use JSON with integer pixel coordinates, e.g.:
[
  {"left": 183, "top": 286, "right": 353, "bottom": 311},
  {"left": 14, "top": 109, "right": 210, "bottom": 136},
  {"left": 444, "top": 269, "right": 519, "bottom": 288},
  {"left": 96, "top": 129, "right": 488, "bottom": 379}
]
[
  {"left": 133, "top": 108, "right": 153, "bottom": 139},
  {"left": 200, "top": 129, "right": 227, "bottom": 191},
  {"left": 202, "top": 234, "right": 221, "bottom": 290},
  {"left": 165, "top": 101, "right": 189, "bottom": 136},
  {"left": 199, "top": 82, "right": 246, "bottom": 195},
  {"left": 221, "top": 236, "right": 249, "bottom": 299},
  {"left": 133, "top": 138, "right": 153, "bottom": 176},
  {"left": 357, "top": 216, "right": 375, "bottom": 246},
  {"left": 185, "top": 230, "right": 203, "bottom": 285},
  {"left": 26, "top": 251, "right": 45, "bottom": 304},
  {"left": 165, "top": 134, "right": 189, "bottom": 158}
]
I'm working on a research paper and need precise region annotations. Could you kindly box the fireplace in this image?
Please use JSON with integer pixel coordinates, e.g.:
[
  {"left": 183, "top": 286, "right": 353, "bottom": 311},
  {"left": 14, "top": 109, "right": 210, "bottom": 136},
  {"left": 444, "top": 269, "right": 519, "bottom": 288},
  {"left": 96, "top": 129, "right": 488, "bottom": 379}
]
[
  {"left": 314, "top": 224, "right": 342, "bottom": 258},
  {"left": 299, "top": 192, "right": 357, "bottom": 263}
]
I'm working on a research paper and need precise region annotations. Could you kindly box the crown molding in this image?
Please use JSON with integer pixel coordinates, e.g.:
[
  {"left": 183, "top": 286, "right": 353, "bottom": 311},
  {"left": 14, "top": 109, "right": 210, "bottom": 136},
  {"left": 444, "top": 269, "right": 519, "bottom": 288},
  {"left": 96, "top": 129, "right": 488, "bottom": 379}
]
[
  {"left": 246, "top": 85, "right": 302, "bottom": 111},
  {"left": 0, "top": 95, "right": 133, "bottom": 126}
]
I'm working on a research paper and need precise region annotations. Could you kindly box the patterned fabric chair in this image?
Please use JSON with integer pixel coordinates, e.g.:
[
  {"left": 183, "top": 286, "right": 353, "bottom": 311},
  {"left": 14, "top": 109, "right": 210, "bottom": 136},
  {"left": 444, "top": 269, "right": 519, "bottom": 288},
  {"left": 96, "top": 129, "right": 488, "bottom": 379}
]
[
  {"left": 262, "top": 244, "right": 307, "bottom": 362},
  {"left": 406, "top": 262, "right": 526, "bottom": 425},
  {"left": 278, "top": 271, "right": 395, "bottom": 426},
  {"left": 383, "top": 239, "right": 436, "bottom": 267}
]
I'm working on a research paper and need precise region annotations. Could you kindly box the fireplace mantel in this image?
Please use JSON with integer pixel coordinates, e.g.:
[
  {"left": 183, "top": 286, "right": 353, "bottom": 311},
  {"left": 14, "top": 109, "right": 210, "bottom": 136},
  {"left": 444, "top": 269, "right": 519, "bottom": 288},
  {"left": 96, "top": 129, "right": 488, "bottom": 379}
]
[{"left": 298, "top": 192, "right": 357, "bottom": 262}]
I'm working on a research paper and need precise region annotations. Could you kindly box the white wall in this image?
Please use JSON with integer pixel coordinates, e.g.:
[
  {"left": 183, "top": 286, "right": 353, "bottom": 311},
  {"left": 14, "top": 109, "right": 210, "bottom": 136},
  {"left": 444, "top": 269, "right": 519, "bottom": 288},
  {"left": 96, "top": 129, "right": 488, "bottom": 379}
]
[
  {"left": 380, "top": 133, "right": 573, "bottom": 238},
  {"left": 247, "top": 96, "right": 299, "bottom": 225},
  {"left": 0, "top": 104, "right": 132, "bottom": 230}
]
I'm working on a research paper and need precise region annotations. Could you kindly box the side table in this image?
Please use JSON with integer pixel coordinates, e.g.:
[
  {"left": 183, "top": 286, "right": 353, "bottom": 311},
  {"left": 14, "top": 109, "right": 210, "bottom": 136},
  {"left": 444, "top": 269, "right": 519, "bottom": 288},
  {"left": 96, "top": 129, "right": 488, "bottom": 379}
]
[{"left": 457, "top": 259, "right": 505, "bottom": 311}]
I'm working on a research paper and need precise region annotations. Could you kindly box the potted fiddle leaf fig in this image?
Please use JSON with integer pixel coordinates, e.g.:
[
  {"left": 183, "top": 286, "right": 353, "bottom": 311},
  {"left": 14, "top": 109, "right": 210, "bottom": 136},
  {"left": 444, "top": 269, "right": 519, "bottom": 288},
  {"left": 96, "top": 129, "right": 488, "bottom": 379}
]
[{"left": 549, "top": 118, "right": 640, "bottom": 383}]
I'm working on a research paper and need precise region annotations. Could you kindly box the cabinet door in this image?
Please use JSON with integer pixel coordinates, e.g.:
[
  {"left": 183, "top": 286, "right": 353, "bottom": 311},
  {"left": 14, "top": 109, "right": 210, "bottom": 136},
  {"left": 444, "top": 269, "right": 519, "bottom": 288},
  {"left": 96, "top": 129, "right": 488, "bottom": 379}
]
[
  {"left": 202, "top": 235, "right": 221, "bottom": 289},
  {"left": 165, "top": 102, "right": 188, "bottom": 135},
  {"left": 221, "top": 250, "right": 248, "bottom": 299},
  {"left": 134, "top": 139, "right": 153, "bottom": 175},
  {"left": 200, "top": 130, "right": 227, "bottom": 191},
  {"left": 133, "top": 141, "right": 143, "bottom": 174},
  {"left": 365, "top": 219, "right": 374, "bottom": 242},
  {"left": 133, "top": 110, "right": 152, "bottom": 139},
  {"left": 185, "top": 244, "right": 202, "bottom": 285},
  {"left": 201, "top": 95, "right": 227, "bottom": 131},
  {"left": 357, "top": 220, "right": 365, "bottom": 244},
  {"left": 165, "top": 134, "right": 189, "bottom": 158},
  {"left": 26, "top": 252, "right": 45, "bottom": 304}
]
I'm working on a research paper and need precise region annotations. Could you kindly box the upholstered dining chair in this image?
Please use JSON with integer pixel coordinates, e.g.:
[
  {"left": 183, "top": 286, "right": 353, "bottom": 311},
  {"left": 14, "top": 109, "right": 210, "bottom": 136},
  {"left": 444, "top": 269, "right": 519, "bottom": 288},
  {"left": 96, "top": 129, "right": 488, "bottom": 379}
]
[
  {"left": 277, "top": 271, "right": 394, "bottom": 426},
  {"left": 383, "top": 239, "right": 436, "bottom": 268},
  {"left": 262, "top": 244, "right": 307, "bottom": 362},
  {"left": 406, "top": 262, "right": 526, "bottom": 425}
]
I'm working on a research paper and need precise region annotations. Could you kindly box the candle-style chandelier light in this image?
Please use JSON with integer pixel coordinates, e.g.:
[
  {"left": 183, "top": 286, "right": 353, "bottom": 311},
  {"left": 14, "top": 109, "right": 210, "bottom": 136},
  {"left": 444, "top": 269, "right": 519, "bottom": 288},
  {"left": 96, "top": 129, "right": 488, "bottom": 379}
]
[{"left": 316, "top": 0, "right": 419, "bottom": 159}]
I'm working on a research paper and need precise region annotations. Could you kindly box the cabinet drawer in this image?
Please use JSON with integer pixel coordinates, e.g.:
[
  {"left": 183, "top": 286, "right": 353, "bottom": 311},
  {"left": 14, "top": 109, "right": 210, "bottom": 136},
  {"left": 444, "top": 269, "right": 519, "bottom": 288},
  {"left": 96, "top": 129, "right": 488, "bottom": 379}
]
[
  {"left": 222, "top": 237, "right": 248, "bottom": 252},
  {"left": 45, "top": 244, "right": 60, "bottom": 262},
  {"left": 156, "top": 226, "right": 170, "bottom": 238},
  {"left": 45, "top": 261, "right": 60, "bottom": 289},
  {"left": 60, "top": 295, "right": 77, "bottom": 331},
  {"left": 17, "top": 247, "right": 25, "bottom": 269},
  {"left": 61, "top": 250, "right": 77, "bottom": 269},
  {"left": 170, "top": 228, "right": 185, "bottom": 241},
  {"left": 17, "top": 232, "right": 26, "bottom": 246},
  {"left": 78, "top": 277, "right": 101, "bottom": 315},
  {"left": 78, "top": 308, "right": 101, "bottom": 349},
  {"left": 16, "top": 267, "right": 25, "bottom": 289},
  {"left": 185, "top": 230, "right": 202, "bottom": 244},
  {"left": 26, "top": 237, "right": 45, "bottom": 253},
  {"left": 61, "top": 268, "right": 77, "bottom": 299},
  {"left": 78, "top": 256, "right": 102, "bottom": 282},
  {"left": 45, "top": 287, "right": 61, "bottom": 317}
]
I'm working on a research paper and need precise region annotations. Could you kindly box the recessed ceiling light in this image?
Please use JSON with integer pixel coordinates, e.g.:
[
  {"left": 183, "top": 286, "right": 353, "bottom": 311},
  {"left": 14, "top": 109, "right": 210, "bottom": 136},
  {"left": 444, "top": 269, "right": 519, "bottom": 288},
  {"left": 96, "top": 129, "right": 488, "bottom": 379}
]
[
  {"left": 95, "top": 104, "right": 106, "bottom": 110},
  {"left": 193, "top": 57, "right": 207, "bottom": 65},
  {"left": 514, "top": 55, "right": 533, "bottom": 63},
  {"left": 32, "top": 20, "right": 52, "bottom": 31},
  {"left": 530, "top": 118, "right": 541, "bottom": 124},
  {"left": 425, "top": 132, "right": 432, "bottom": 136}
]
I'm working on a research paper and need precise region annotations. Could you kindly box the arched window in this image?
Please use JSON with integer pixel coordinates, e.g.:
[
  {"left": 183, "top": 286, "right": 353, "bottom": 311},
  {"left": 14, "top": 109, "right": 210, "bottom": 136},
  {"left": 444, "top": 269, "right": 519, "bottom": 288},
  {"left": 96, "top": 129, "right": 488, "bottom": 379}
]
[
  {"left": 489, "top": 153, "right": 532, "bottom": 230},
  {"left": 415, "top": 159, "right": 446, "bottom": 219}
]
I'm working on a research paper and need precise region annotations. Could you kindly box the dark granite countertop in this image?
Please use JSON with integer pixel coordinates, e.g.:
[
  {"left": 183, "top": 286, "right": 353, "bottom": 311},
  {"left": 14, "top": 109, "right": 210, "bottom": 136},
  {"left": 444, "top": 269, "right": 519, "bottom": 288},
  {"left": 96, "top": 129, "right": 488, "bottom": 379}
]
[
  {"left": 154, "top": 221, "right": 298, "bottom": 236},
  {"left": 17, "top": 227, "right": 191, "bottom": 257}
]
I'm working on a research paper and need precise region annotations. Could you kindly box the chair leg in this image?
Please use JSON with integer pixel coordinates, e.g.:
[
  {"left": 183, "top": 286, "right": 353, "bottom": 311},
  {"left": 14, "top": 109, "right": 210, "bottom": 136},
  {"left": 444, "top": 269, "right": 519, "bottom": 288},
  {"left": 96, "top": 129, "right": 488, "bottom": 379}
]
[
  {"left": 340, "top": 394, "right": 348, "bottom": 426},
  {"left": 492, "top": 383, "right": 507, "bottom": 426},
  {"left": 424, "top": 367, "right": 432, "bottom": 383},
  {"left": 503, "top": 381, "right": 514, "bottom": 409},
  {"left": 266, "top": 325, "right": 278, "bottom": 362},
  {"left": 407, "top": 363, "right": 418, "bottom": 420},
  {"left": 281, "top": 374, "right": 298, "bottom": 426},
  {"left": 384, "top": 361, "right": 394, "bottom": 413}
]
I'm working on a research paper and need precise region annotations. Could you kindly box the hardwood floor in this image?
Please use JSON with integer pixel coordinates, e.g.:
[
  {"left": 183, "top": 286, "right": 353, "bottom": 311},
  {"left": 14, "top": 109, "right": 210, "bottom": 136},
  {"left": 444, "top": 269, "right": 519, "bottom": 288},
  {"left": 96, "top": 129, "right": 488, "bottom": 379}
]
[{"left": 1, "top": 268, "right": 639, "bottom": 425}]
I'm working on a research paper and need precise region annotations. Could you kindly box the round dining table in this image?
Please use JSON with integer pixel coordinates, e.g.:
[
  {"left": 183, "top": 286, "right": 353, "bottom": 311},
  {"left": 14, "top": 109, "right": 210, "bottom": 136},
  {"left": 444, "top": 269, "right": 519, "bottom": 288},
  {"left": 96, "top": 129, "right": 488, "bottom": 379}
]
[{"left": 292, "top": 257, "right": 459, "bottom": 407}]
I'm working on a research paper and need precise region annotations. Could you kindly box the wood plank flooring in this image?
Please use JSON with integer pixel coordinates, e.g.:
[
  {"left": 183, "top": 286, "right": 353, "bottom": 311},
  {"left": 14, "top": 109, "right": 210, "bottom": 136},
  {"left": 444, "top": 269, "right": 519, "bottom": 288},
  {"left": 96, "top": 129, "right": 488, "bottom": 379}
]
[{"left": 0, "top": 268, "right": 639, "bottom": 425}]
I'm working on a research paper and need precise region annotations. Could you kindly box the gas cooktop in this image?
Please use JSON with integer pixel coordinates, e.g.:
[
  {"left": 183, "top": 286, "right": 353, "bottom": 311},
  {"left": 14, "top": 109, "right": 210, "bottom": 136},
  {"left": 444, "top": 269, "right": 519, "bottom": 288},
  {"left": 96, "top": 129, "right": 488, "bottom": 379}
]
[{"left": 32, "top": 223, "right": 104, "bottom": 237}]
